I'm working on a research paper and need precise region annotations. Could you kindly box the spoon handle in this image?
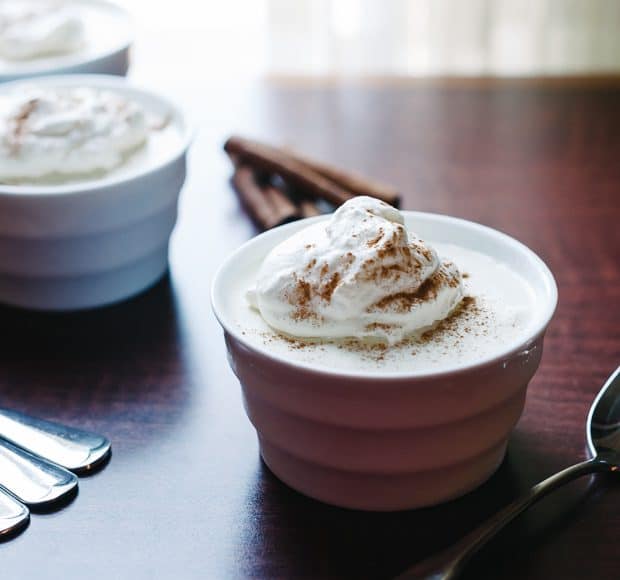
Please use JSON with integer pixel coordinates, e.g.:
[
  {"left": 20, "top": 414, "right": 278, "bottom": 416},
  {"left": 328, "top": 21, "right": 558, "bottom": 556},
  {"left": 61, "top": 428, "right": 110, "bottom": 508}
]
[
  {"left": 395, "top": 458, "right": 612, "bottom": 580},
  {"left": 0, "top": 408, "right": 111, "bottom": 474},
  {"left": 0, "top": 488, "right": 29, "bottom": 538},
  {"left": 0, "top": 437, "right": 78, "bottom": 507}
]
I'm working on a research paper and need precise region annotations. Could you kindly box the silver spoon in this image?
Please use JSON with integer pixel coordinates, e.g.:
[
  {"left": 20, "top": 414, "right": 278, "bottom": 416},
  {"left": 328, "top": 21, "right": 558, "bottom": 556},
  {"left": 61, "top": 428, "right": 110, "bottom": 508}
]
[
  {"left": 0, "top": 438, "right": 78, "bottom": 507},
  {"left": 396, "top": 365, "right": 620, "bottom": 580},
  {"left": 0, "top": 488, "right": 29, "bottom": 538},
  {"left": 0, "top": 409, "right": 111, "bottom": 474}
]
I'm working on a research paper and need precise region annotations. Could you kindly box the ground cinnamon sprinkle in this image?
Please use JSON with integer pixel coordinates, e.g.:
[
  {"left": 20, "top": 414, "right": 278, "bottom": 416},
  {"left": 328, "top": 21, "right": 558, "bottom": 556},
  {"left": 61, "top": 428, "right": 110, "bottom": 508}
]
[
  {"left": 367, "top": 263, "right": 461, "bottom": 314},
  {"left": 367, "top": 228, "right": 384, "bottom": 247},
  {"left": 288, "top": 276, "right": 320, "bottom": 321},
  {"left": 370, "top": 273, "right": 438, "bottom": 312},
  {"left": 296, "top": 278, "right": 312, "bottom": 304},
  {"left": 355, "top": 232, "right": 431, "bottom": 284},
  {"left": 7, "top": 98, "right": 38, "bottom": 155},
  {"left": 375, "top": 230, "right": 400, "bottom": 259},
  {"left": 289, "top": 247, "right": 358, "bottom": 321},
  {"left": 280, "top": 335, "right": 312, "bottom": 349},
  {"left": 337, "top": 295, "right": 484, "bottom": 361},
  {"left": 257, "top": 293, "right": 492, "bottom": 365},
  {"left": 320, "top": 272, "right": 340, "bottom": 301},
  {"left": 365, "top": 322, "right": 393, "bottom": 332},
  {"left": 338, "top": 338, "right": 389, "bottom": 363},
  {"left": 419, "top": 296, "right": 479, "bottom": 344},
  {"left": 260, "top": 332, "right": 324, "bottom": 351}
]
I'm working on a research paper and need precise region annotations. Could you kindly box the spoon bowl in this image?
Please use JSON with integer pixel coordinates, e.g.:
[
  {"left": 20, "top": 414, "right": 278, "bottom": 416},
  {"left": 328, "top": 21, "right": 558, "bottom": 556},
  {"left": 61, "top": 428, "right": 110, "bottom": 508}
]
[{"left": 587, "top": 366, "right": 620, "bottom": 463}]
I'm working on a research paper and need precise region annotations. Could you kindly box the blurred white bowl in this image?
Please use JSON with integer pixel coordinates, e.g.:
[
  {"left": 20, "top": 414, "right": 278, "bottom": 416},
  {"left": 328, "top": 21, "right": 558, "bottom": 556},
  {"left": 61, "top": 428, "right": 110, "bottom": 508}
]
[
  {"left": 0, "top": 1, "right": 132, "bottom": 83},
  {"left": 0, "top": 75, "right": 192, "bottom": 311}
]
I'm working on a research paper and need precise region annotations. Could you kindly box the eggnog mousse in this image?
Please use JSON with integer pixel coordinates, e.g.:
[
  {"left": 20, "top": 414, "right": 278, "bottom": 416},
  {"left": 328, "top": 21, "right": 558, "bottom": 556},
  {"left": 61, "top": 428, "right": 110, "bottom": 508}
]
[
  {"left": 0, "top": 0, "right": 84, "bottom": 61},
  {"left": 0, "top": 83, "right": 183, "bottom": 185},
  {"left": 228, "top": 197, "right": 539, "bottom": 373}
]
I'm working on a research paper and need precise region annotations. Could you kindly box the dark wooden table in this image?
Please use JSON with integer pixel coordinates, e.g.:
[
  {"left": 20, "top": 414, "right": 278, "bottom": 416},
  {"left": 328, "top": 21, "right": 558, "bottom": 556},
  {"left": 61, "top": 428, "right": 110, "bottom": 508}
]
[{"left": 1, "top": 78, "right": 619, "bottom": 579}]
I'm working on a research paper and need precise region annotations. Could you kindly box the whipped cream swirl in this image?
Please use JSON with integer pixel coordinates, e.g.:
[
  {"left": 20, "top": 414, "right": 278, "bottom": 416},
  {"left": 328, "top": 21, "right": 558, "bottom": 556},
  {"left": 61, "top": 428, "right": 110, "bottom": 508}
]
[
  {"left": 0, "top": 1, "right": 84, "bottom": 61},
  {"left": 249, "top": 196, "right": 464, "bottom": 344},
  {"left": 0, "top": 86, "right": 148, "bottom": 181}
]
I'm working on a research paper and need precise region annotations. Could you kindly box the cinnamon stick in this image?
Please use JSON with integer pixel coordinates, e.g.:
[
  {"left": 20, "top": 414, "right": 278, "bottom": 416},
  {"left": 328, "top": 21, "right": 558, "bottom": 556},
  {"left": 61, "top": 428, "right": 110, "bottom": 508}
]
[
  {"left": 231, "top": 165, "right": 299, "bottom": 230},
  {"left": 299, "top": 199, "right": 322, "bottom": 218},
  {"left": 225, "top": 136, "right": 354, "bottom": 207},
  {"left": 280, "top": 147, "right": 401, "bottom": 207}
]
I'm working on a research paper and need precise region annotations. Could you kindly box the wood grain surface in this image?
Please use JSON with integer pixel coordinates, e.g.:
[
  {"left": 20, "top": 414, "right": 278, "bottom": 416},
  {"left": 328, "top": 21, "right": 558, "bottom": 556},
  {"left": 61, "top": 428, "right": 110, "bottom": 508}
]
[{"left": 0, "top": 78, "right": 618, "bottom": 579}]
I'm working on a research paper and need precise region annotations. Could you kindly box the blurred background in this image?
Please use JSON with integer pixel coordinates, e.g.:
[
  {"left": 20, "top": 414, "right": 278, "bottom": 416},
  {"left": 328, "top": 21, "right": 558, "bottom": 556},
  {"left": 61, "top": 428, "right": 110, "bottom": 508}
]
[{"left": 121, "top": 0, "right": 620, "bottom": 81}]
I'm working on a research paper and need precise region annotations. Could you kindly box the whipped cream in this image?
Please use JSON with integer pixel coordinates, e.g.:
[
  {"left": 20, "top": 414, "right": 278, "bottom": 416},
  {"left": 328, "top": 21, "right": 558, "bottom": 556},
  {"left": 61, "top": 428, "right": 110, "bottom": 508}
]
[
  {"left": 0, "top": 86, "right": 149, "bottom": 181},
  {"left": 248, "top": 196, "right": 464, "bottom": 344},
  {"left": 0, "top": 1, "right": 84, "bottom": 61}
]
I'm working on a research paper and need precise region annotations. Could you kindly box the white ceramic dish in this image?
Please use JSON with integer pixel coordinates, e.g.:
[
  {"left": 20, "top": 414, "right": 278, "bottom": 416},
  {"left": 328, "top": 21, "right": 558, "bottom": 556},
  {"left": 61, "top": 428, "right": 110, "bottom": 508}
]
[
  {"left": 0, "top": 0, "right": 132, "bottom": 83},
  {"left": 0, "top": 74, "right": 192, "bottom": 310},
  {"left": 212, "top": 213, "right": 558, "bottom": 510}
]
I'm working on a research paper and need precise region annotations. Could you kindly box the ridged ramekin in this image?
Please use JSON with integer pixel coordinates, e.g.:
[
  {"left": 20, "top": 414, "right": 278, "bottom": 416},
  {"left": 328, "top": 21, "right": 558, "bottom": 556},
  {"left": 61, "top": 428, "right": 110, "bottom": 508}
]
[
  {"left": 0, "top": 1, "right": 133, "bottom": 83},
  {"left": 212, "top": 213, "right": 557, "bottom": 511},
  {"left": 0, "top": 74, "right": 191, "bottom": 310}
]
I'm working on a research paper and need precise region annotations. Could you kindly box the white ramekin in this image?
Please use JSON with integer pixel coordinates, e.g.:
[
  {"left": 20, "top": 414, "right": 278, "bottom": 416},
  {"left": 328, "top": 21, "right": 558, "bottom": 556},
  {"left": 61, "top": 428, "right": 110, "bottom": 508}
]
[
  {"left": 212, "top": 213, "right": 558, "bottom": 511},
  {"left": 0, "top": 1, "right": 132, "bottom": 83},
  {"left": 0, "top": 74, "right": 192, "bottom": 310}
]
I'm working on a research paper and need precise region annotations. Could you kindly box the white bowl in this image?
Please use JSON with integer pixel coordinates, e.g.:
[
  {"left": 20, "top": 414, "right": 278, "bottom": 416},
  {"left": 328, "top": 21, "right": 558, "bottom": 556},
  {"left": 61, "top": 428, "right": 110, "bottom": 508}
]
[
  {"left": 212, "top": 213, "right": 558, "bottom": 510},
  {"left": 0, "top": 74, "right": 192, "bottom": 311},
  {"left": 0, "top": 1, "right": 132, "bottom": 83}
]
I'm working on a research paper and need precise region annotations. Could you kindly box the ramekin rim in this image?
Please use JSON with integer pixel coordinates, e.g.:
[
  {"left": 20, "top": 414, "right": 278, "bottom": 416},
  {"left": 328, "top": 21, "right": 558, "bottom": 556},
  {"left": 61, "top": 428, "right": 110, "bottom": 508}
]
[
  {"left": 211, "top": 211, "right": 558, "bottom": 381},
  {"left": 0, "top": 74, "right": 194, "bottom": 197}
]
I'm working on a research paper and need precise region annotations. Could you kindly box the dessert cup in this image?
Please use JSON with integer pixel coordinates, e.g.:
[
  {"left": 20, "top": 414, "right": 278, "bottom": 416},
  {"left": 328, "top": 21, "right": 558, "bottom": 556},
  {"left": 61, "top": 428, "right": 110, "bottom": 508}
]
[
  {"left": 0, "top": 74, "right": 192, "bottom": 310},
  {"left": 0, "top": 1, "right": 132, "bottom": 83},
  {"left": 212, "top": 212, "right": 558, "bottom": 511}
]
